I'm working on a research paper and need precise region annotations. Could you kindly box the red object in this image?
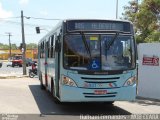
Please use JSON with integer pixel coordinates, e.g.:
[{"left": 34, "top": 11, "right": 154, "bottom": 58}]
[
  {"left": 45, "top": 74, "right": 48, "bottom": 86},
  {"left": 44, "top": 62, "right": 48, "bottom": 65},
  {"left": 94, "top": 90, "right": 107, "bottom": 95},
  {"left": 109, "top": 83, "right": 113, "bottom": 88},
  {"left": 33, "top": 49, "right": 37, "bottom": 54},
  {"left": 12, "top": 55, "right": 23, "bottom": 67},
  {"left": 142, "top": 56, "right": 159, "bottom": 66},
  {"left": 32, "top": 64, "right": 36, "bottom": 70}
]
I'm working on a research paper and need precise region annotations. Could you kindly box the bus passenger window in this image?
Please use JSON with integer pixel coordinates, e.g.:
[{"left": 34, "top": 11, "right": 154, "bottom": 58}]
[
  {"left": 47, "top": 40, "right": 50, "bottom": 58},
  {"left": 51, "top": 35, "right": 55, "bottom": 58}
]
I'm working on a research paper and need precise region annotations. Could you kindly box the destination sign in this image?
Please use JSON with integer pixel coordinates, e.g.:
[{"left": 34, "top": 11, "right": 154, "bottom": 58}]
[{"left": 67, "top": 20, "right": 131, "bottom": 32}]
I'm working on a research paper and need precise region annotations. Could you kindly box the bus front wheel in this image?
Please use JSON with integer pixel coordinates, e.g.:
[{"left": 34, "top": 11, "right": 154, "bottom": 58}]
[
  {"left": 51, "top": 79, "right": 61, "bottom": 104},
  {"left": 105, "top": 101, "right": 114, "bottom": 105}
]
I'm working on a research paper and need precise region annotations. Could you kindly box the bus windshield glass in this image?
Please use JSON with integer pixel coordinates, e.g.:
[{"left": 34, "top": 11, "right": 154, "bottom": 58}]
[{"left": 63, "top": 34, "right": 135, "bottom": 71}]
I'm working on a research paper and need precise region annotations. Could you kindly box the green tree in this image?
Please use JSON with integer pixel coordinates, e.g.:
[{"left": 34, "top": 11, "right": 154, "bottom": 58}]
[
  {"left": 122, "top": 0, "right": 160, "bottom": 43},
  {"left": 144, "top": 31, "right": 160, "bottom": 42},
  {"left": 11, "top": 44, "right": 18, "bottom": 49},
  {"left": 26, "top": 43, "right": 38, "bottom": 49},
  {"left": 0, "top": 43, "right": 18, "bottom": 50},
  {"left": 0, "top": 43, "right": 9, "bottom": 49},
  {"left": 0, "top": 43, "right": 3, "bottom": 49},
  {"left": 18, "top": 43, "right": 38, "bottom": 50}
]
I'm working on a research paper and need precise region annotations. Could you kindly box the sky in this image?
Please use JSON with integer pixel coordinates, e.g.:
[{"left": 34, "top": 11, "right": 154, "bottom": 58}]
[{"left": 0, "top": 0, "right": 131, "bottom": 46}]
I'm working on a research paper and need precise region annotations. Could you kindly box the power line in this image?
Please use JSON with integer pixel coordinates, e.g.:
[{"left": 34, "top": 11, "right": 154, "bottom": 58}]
[
  {"left": 0, "top": 17, "right": 20, "bottom": 19},
  {"left": 24, "top": 16, "right": 61, "bottom": 21},
  {"left": 0, "top": 16, "right": 61, "bottom": 21},
  {"left": 0, "top": 34, "right": 7, "bottom": 36},
  {"left": 0, "top": 16, "right": 60, "bottom": 28},
  {"left": 0, "top": 20, "right": 53, "bottom": 28},
  {"left": 14, "top": 33, "right": 45, "bottom": 36},
  {"left": 0, "top": 33, "right": 47, "bottom": 37}
]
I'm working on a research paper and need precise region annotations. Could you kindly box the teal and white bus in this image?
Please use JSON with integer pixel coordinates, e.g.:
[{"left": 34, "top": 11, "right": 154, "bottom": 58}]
[{"left": 38, "top": 19, "right": 137, "bottom": 103}]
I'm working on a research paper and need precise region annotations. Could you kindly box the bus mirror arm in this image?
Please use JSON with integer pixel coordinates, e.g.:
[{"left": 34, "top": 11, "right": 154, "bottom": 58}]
[{"left": 55, "top": 40, "right": 61, "bottom": 52}]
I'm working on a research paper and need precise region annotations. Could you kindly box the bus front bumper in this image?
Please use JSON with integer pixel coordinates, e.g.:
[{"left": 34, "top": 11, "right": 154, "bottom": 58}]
[{"left": 59, "top": 84, "right": 136, "bottom": 102}]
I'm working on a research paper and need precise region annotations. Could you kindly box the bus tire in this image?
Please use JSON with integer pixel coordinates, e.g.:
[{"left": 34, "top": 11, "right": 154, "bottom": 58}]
[
  {"left": 40, "top": 73, "right": 45, "bottom": 90},
  {"left": 105, "top": 101, "right": 114, "bottom": 105},
  {"left": 53, "top": 95, "right": 61, "bottom": 104},
  {"left": 51, "top": 79, "right": 61, "bottom": 104},
  {"left": 40, "top": 82, "right": 45, "bottom": 90}
]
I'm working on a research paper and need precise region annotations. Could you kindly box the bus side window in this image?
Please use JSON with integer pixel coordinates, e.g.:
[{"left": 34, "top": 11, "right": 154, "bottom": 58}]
[
  {"left": 40, "top": 43, "right": 42, "bottom": 58},
  {"left": 40, "top": 41, "right": 45, "bottom": 58},
  {"left": 47, "top": 38, "right": 50, "bottom": 58},
  {"left": 42, "top": 41, "right": 45, "bottom": 58},
  {"left": 51, "top": 35, "right": 55, "bottom": 58}
]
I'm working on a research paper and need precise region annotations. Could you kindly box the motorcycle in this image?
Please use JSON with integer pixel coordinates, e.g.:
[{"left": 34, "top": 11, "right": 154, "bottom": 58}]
[
  {"left": 29, "top": 68, "right": 37, "bottom": 78},
  {"left": 29, "top": 63, "right": 37, "bottom": 78}
]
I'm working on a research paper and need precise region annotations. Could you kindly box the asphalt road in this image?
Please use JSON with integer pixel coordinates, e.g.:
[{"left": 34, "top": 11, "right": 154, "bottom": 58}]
[
  {"left": 0, "top": 78, "right": 160, "bottom": 120},
  {"left": 0, "top": 62, "right": 30, "bottom": 77}
]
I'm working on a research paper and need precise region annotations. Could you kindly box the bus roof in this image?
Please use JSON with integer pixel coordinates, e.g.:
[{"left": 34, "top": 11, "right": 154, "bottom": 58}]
[
  {"left": 38, "top": 19, "right": 133, "bottom": 44},
  {"left": 62, "top": 19, "right": 132, "bottom": 24}
]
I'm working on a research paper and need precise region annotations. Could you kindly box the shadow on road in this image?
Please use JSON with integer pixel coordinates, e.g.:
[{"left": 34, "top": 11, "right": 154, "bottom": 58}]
[
  {"left": 130, "top": 97, "right": 160, "bottom": 106},
  {"left": 29, "top": 85, "right": 131, "bottom": 115}
]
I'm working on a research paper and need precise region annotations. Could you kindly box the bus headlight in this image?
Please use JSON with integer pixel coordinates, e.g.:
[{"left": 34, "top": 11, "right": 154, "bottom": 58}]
[
  {"left": 123, "top": 76, "right": 137, "bottom": 87},
  {"left": 61, "top": 75, "right": 77, "bottom": 87}
]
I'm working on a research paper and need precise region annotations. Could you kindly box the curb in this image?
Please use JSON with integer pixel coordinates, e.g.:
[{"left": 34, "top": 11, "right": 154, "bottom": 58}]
[
  {"left": 0, "top": 75, "right": 29, "bottom": 79},
  {"left": 136, "top": 96, "right": 160, "bottom": 102}
]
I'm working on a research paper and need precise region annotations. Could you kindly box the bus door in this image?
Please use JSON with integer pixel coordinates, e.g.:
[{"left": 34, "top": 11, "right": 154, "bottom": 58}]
[
  {"left": 44, "top": 40, "right": 49, "bottom": 88},
  {"left": 55, "top": 34, "right": 61, "bottom": 97}
]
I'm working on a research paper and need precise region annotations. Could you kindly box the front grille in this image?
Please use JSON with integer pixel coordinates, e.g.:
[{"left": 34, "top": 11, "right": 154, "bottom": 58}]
[
  {"left": 81, "top": 77, "right": 120, "bottom": 80},
  {"left": 83, "top": 92, "right": 117, "bottom": 98},
  {"left": 85, "top": 81, "right": 116, "bottom": 83},
  {"left": 84, "top": 95, "right": 116, "bottom": 98}
]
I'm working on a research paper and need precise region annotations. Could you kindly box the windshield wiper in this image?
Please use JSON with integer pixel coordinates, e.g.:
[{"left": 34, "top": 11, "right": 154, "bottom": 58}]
[
  {"left": 106, "top": 32, "right": 119, "bottom": 50},
  {"left": 80, "top": 32, "right": 92, "bottom": 59}
]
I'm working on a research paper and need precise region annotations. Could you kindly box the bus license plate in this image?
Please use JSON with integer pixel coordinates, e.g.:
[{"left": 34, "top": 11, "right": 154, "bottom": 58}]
[{"left": 94, "top": 90, "right": 107, "bottom": 95}]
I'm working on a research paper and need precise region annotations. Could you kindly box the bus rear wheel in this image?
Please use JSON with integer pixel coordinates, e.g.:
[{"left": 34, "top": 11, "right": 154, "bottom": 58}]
[{"left": 40, "top": 73, "right": 45, "bottom": 90}]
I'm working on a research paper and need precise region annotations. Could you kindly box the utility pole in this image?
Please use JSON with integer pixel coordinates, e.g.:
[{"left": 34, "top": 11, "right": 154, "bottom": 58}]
[
  {"left": 131, "top": 0, "right": 138, "bottom": 13},
  {"left": 116, "top": 0, "right": 118, "bottom": 19},
  {"left": 21, "top": 10, "right": 26, "bottom": 75},
  {"left": 136, "top": 0, "right": 139, "bottom": 12},
  {"left": 5, "top": 32, "right": 12, "bottom": 59}
]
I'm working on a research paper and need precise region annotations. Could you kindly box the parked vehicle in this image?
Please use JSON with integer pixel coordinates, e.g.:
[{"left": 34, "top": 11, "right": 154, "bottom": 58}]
[
  {"left": 6, "top": 61, "right": 12, "bottom": 67},
  {"left": 29, "top": 63, "right": 37, "bottom": 78},
  {"left": 12, "top": 55, "right": 33, "bottom": 67},
  {"left": 12, "top": 55, "right": 23, "bottom": 67},
  {"left": 23, "top": 58, "right": 35, "bottom": 67},
  {"left": 0, "top": 61, "right": 2, "bottom": 68}
]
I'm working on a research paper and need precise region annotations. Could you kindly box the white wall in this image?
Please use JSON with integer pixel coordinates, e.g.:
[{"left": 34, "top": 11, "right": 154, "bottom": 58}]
[{"left": 138, "top": 43, "right": 160, "bottom": 99}]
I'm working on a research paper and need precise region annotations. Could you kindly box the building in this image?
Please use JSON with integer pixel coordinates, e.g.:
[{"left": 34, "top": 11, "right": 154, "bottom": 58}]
[{"left": 0, "top": 49, "right": 38, "bottom": 60}]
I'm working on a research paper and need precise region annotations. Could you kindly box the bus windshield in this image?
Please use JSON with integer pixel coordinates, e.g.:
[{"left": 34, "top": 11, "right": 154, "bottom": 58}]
[{"left": 63, "top": 34, "right": 135, "bottom": 71}]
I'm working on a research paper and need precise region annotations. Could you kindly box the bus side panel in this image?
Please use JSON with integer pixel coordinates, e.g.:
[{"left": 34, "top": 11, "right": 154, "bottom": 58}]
[
  {"left": 54, "top": 38, "right": 61, "bottom": 98},
  {"left": 40, "top": 58, "right": 45, "bottom": 85},
  {"left": 47, "top": 58, "right": 55, "bottom": 93}
]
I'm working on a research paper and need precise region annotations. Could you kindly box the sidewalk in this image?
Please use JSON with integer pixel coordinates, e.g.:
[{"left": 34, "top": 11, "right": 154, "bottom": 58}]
[
  {"left": 0, "top": 73, "right": 29, "bottom": 79},
  {"left": 136, "top": 96, "right": 160, "bottom": 102},
  {"left": 0, "top": 62, "right": 30, "bottom": 79}
]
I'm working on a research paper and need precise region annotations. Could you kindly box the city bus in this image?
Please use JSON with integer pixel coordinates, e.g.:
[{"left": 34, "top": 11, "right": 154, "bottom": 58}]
[{"left": 38, "top": 19, "right": 137, "bottom": 103}]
